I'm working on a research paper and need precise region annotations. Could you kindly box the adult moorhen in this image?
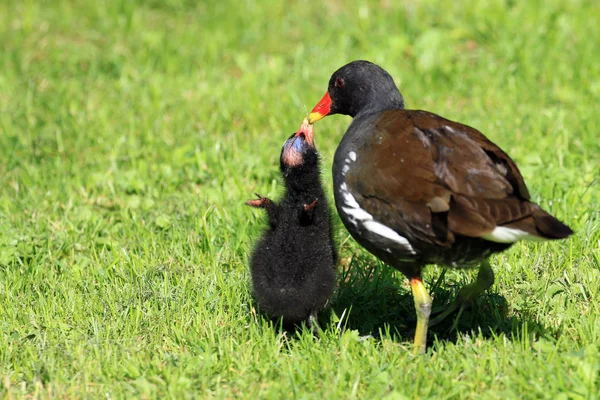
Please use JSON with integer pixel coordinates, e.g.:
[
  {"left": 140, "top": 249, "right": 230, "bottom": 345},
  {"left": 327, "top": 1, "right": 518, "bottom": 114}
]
[
  {"left": 307, "top": 60, "right": 573, "bottom": 353},
  {"left": 247, "top": 120, "right": 337, "bottom": 335}
]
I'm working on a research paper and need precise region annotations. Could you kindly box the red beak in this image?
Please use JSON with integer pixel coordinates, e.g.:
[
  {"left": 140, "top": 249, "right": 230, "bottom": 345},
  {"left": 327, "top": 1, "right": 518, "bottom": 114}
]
[
  {"left": 308, "top": 92, "right": 331, "bottom": 123},
  {"left": 295, "top": 118, "right": 314, "bottom": 147}
]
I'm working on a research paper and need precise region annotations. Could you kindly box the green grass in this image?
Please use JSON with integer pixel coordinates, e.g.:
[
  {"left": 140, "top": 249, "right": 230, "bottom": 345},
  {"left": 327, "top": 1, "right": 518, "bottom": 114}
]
[{"left": 1, "top": 0, "right": 599, "bottom": 398}]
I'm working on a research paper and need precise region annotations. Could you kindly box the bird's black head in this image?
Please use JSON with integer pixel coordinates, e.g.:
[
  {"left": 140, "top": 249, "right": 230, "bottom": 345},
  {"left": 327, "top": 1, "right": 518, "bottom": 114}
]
[
  {"left": 280, "top": 120, "right": 320, "bottom": 189},
  {"left": 308, "top": 60, "right": 405, "bottom": 122}
]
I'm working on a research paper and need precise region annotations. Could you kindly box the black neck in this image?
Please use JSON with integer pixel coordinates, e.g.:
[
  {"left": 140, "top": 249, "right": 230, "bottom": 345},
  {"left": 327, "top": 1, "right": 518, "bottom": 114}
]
[{"left": 352, "top": 91, "right": 404, "bottom": 118}]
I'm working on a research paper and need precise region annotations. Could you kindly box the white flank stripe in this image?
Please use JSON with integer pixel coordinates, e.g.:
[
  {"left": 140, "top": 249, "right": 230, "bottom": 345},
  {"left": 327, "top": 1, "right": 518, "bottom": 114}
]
[
  {"left": 338, "top": 182, "right": 415, "bottom": 254},
  {"left": 341, "top": 206, "right": 372, "bottom": 221},
  {"left": 341, "top": 150, "right": 356, "bottom": 177},
  {"left": 363, "top": 221, "right": 416, "bottom": 254},
  {"left": 340, "top": 185, "right": 361, "bottom": 210},
  {"left": 482, "top": 226, "right": 544, "bottom": 243}
]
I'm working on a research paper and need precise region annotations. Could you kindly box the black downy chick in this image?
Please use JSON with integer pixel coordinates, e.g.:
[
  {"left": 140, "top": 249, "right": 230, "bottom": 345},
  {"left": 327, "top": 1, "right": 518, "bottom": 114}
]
[{"left": 247, "top": 120, "right": 337, "bottom": 335}]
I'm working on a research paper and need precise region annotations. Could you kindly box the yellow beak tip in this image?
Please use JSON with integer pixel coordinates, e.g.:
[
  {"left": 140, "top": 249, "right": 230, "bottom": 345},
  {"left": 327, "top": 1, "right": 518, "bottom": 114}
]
[{"left": 307, "top": 112, "right": 324, "bottom": 124}]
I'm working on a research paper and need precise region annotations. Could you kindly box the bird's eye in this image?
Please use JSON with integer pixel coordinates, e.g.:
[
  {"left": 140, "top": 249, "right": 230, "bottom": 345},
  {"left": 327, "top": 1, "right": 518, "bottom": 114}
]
[{"left": 335, "top": 77, "right": 345, "bottom": 88}]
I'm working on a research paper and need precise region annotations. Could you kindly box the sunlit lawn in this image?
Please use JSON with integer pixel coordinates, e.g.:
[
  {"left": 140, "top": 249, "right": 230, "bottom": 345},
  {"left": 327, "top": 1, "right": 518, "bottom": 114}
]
[{"left": 0, "top": 0, "right": 598, "bottom": 398}]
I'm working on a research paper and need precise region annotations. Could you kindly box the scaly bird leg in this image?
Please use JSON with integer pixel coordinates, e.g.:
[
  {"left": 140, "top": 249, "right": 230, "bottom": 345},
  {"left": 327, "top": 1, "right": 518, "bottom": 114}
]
[
  {"left": 430, "top": 269, "right": 448, "bottom": 294},
  {"left": 429, "top": 261, "right": 495, "bottom": 327},
  {"left": 410, "top": 277, "right": 432, "bottom": 355}
]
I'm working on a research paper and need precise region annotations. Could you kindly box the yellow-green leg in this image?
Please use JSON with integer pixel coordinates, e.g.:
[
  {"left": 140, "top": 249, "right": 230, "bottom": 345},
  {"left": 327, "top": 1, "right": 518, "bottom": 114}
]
[
  {"left": 430, "top": 269, "right": 448, "bottom": 294},
  {"left": 429, "top": 261, "right": 495, "bottom": 327},
  {"left": 410, "top": 277, "right": 432, "bottom": 355}
]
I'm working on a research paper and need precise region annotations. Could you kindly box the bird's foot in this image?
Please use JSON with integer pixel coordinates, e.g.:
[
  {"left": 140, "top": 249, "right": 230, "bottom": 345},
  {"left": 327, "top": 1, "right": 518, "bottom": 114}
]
[
  {"left": 429, "top": 295, "right": 470, "bottom": 327},
  {"left": 429, "top": 261, "right": 494, "bottom": 327},
  {"left": 307, "top": 311, "right": 320, "bottom": 337},
  {"left": 358, "top": 334, "right": 374, "bottom": 342}
]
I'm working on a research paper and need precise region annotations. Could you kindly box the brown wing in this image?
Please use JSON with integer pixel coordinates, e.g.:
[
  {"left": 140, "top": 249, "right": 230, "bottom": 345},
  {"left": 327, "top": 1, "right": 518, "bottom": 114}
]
[{"left": 345, "top": 110, "right": 536, "bottom": 245}]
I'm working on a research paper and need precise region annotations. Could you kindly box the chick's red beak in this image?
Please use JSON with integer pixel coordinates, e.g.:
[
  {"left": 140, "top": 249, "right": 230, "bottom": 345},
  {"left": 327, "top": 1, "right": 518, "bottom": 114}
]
[
  {"left": 307, "top": 92, "right": 331, "bottom": 123},
  {"left": 295, "top": 118, "right": 314, "bottom": 147},
  {"left": 281, "top": 119, "right": 315, "bottom": 168}
]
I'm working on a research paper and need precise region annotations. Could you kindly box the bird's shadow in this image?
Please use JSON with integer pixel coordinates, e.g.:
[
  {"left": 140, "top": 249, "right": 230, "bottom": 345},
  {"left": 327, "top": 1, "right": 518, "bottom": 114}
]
[{"left": 327, "top": 252, "right": 557, "bottom": 347}]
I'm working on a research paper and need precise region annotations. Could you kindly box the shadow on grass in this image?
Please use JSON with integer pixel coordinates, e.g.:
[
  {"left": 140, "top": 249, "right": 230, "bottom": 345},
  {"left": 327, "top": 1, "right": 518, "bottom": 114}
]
[{"left": 328, "top": 252, "right": 557, "bottom": 347}]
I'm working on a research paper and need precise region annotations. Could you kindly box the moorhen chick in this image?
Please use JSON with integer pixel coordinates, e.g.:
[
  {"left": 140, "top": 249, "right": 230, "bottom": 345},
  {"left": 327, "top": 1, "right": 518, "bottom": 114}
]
[
  {"left": 307, "top": 60, "right": 573, "bottom": 353},
  {"left": 247, "top": 120, "right": 337, "bottom": 335}
]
